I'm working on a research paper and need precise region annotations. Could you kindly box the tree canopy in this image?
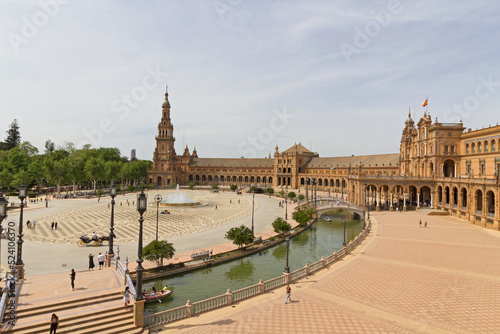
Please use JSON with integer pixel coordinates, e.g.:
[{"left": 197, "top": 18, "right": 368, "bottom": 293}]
[
  {"left": 225, "top": 225, "right": 254, "bottom": 248},
  {"left": 143, "top": 240, "right": 176, "bottom": 267},
  {"left": 4, "top": 119, "right": 21, "bottom": 150}
]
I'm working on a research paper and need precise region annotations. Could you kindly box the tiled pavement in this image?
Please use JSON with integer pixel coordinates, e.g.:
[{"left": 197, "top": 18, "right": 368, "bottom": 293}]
[{"left": 154, "top": 211, "right": 500, "bottom": 334}]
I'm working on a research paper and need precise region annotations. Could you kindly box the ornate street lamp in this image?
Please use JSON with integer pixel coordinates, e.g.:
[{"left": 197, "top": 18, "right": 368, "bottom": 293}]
[
  {"left": 251, "top": 189, "right": 255, "bottom": 235},
  {"left": 108, "top": 183, "right": 117, "bottom": 255},
  {"left": 284, "top": 237, "right": 290, "bottom": 273},
  {"left": 0, "top": 188, "right": 8, "bottom": 225},
  {"left": 0, "top": 189, "right": 8, "bottom": 276},
  {"left": 342, "top": 220, "right": 347, "bottom": 247},
  {"left": 135, "top": 190, "right": 147, "bottom": 302},
  {"left": 17, "top": 183, "right": 27, "bottom": 278},
  {"left": 154, "top": 194, "right": 162, "bottom": 241}
]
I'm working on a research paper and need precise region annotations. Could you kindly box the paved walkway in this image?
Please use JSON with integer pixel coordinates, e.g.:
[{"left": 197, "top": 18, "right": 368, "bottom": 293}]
[{"left": 151, "top": 211, "right": 500, "bottom": 334}]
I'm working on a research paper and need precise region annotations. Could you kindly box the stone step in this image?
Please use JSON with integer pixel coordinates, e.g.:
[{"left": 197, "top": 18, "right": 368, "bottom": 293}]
[
  {"left": 13, "top": 292, "right": 122, "bottom": 319},
  {"left": 2, "top": 305, "right": 139, "bottom": 334}
]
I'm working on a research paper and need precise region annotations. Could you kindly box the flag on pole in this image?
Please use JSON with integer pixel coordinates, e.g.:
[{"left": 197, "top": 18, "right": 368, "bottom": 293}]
[{"left": 422, "top": 98, "right": 428, "bottom": 107}]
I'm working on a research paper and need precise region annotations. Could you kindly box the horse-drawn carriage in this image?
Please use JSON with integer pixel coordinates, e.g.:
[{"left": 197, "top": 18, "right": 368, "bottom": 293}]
[{"left": 77, "top": 234, "right": 109, "bottom": 247}]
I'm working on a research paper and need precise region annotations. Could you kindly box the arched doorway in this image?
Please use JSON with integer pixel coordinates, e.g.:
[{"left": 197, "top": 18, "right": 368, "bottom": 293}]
[
  {"left": 475, "top": 189, "right": 483, "bottom": 213},
  {"left": 443, "top": 159, "right": 455, "bottom": 177},
  {"left": 486, "top": 190, "right": 495, "bottom": 217},
  {"left": 460, "top": 188, "right": 468, "bottom": 210}
]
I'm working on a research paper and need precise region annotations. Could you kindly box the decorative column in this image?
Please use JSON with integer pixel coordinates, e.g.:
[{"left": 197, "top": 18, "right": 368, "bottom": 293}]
[
  {"left": 430, "top": 192, "right": 434, "bottom": 209},
  {"left": 417, "top": 191, "right": 420, "bottom": 209},
  {"left": 376, "top": 188, "right": 380, "bottom": 212},
  {"left": 403, "top": 192, "right": 407, "bottom": 212},
  {"left": 389, "top": 192, "right": 394, "bottom": 211}
]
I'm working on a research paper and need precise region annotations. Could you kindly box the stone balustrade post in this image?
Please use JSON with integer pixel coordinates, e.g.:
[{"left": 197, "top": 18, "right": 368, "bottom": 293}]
[
  {"left": 226, "top": 289, "right": 232, "bottom": 306},
  {"left": 284, "top": 272, "right": 290, "bottom": 284},
  {"left": 258, "top": 279, "right": 264, "bottom": 294},
  {"left": 321, "top": 256, "right": 326, "bottom": 268},
  {"left": 334, "top": 250, "right": 338, "bottom": 262},
  {"left": 305, "top": 263, "right": 310, "bottom": 276},
  {"left": 186, "top": 300, "right": 192, "bottom": 318},
  {"left": 133, "top": 299, "right": 145, "bottom": 327}
]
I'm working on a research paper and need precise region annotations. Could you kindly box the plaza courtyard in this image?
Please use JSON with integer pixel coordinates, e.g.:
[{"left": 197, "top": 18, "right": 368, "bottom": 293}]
[{"left": 2, "top": 189, "right": 282, "bottom": 276}]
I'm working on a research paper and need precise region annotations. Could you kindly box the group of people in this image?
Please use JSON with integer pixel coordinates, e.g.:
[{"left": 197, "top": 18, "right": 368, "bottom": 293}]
[
  {"left": 419, "top": 220, "right": 428, "bottom": 228},
  {"left": 88, "top": 252, "right": 107, "bottom": 271},
  {"left": 50, "top": 221, "right": 59, "bottom": 229},
  {"left": 26, "top": 219, "right": 37, "bottom": 229},
  {"left": 121, "top": 285, "right": 169, "bottom": 308}
]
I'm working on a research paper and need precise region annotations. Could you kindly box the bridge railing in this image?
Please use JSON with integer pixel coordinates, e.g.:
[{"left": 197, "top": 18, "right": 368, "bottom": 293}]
[{"left": 143, "top": 216, "right": 373, "bottom": 329}]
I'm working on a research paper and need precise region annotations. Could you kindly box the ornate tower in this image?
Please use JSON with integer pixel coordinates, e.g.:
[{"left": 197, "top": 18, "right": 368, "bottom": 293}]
[
  {"left": 151, "top": 88, "right": 178, "bottom": 186},
  {"left": 400, "top": 109, "right": 415, "bottom": 176}
]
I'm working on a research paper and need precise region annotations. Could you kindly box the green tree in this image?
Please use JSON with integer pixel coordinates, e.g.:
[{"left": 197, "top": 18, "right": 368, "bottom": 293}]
[
  {"left": 4, "top": 119, "right": 21, "bottom": 150},
  {"left": 85, "top": 157, "right": 106, "bottom": 192},
  {"left": 266, "top": 187, "right": 274, "bottom": 195},
  {"left": 272, "top": 217, "right": 291, "bottom": 235},
  {"left": 298, "top": 194, "right": 305, "bottom": 201},
  {"left": 212, "top": 184, "right": 219, "bottom": 190},
  {"left": 188, "top": 182, "right": 195, "bottom": 190},
  {"left": 225, "top": 225, "right": 254, "bottom": 248},
  {"left": 279, "top": 190, "right": 285, "bottom": 198},
  {"left": 287, "top": 191, "right": 296, "bottom": 199},
  {"left": 44, "top": 139, "right": 55, "bottom": 154},
  {"left": 230, "top": 184, "right": 238, "bottom": 192},
  {"left": 250, "top": 186, "right": 258, "bottom": 193},
  {"left": 292, "top": 207, "right": 314, "bottom": 227},
  {"left": 143, "top": 240, "right": 176, "bottom": 267}
]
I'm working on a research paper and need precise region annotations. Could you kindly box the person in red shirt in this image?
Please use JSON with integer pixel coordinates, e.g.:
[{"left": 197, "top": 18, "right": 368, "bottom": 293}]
[{"left": 285, "top": 284, "right": 292, "bottom": 304}]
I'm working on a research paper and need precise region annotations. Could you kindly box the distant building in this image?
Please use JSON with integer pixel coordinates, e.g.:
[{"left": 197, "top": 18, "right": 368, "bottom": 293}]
[
  {"left": 131, "top": 149, "right": 136, "bottom": 161},
  {"left": 147, "top": 89, "right": 500, "bottom": 230}
]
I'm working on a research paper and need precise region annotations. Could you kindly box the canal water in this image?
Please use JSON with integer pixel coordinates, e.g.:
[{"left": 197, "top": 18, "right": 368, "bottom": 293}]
[{"left": 144, "top": 212, "right": 364, "bottom": 315}]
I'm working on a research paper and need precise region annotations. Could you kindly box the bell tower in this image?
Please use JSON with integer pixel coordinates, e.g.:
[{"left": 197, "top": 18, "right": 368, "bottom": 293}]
[{"left": 152, "top": 87, "right": 178, "bottom": 186}]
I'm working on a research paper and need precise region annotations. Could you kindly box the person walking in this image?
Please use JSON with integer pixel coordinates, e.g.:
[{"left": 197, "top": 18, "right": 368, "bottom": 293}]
[
  {"left": 123, "top": 286, "right": 135, "bottom": 309},
  {"left": 51, "top": 222, "right": 54, "bottom": 230},
  {"left": 55, "top": 222, "right": 58, "bottom": 230},
  {"left": 49, "top": 313, "right": 59, "bottom": 334},
  {"left": 88, "top": 254, "right": 95, "bottom": 271},
  {"left": 419, "top": 220, "right": 422, "bottom": 228},
  {"left": 285, "top": 284, "right": 292, "bottom": 304},
  {"left": 424, "top": 220, "right": 428, "bottom": 228},
  {"left": 97, "top": 253, "right": 105, "bottom": 270},
  {"left": 69, "top": 269, "right": 75, "bottom": 291}
]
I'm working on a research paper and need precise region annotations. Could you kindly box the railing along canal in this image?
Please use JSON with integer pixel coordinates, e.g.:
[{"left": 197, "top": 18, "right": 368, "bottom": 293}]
[{"left": 143, "top": 219, "right": 372, "bottom": 329}]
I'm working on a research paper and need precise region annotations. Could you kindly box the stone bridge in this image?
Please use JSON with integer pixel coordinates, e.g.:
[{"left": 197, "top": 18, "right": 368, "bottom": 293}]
[{"left": 305, "top": 197, "right": 366, "bottom": 219}]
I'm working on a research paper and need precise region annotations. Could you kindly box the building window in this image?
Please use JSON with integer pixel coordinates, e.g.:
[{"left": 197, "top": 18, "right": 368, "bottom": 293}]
[
  {"left": 484, "top": 141, "right": 489, "bottom": 152},
  {"left": 478, "top": 142, "right": 482, "bottom": 153},
  {"left": 472, "top": 143, "right": 476, "bottom": 153},
  {"left": 448, "top": 132, "right": 452, "bottom": 137},
  {"left": 465, "top": 143, "right": 470, "bottom": 154},
  {"left": 492, "top": 140, "right": 497, "bottom": 151},
  {"left": 444, "top": 145, "right": 449, "bottom": 153},
  {"left": 451, "top": 146, "right": 455, "bottom": 153}
]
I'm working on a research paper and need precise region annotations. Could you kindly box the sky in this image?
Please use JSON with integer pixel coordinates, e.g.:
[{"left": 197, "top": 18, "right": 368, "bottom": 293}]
[{"left": 1, "top": 0, "right": 500, "bottom": 160}]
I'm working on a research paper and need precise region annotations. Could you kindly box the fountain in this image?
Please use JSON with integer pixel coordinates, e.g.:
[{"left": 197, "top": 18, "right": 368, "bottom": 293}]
[{"left": 159, "top": 185, "right": 200, "bottom": 206}]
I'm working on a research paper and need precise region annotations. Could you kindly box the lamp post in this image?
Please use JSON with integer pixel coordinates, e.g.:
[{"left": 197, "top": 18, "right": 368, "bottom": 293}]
[
  {"left": 154, "top": 194, "right": 162, "bottom": 241},
  {"left": 305, "top": 178, "right": 309, "bottom": 206},
  {"left": 342, "top": 220, "right": 347, "bottom": 247},
  {"left": 108, "top": 183, "right": 117, "bottom": 255},
  {"left": 284, "top": 237, "right": 290, "bottom": 273},
  {"left": 285, "top": 185, "right": 288, "bottom": 220},
  {"left": 341, "top": 178, "right": 344, "bottom": 200},
  {"left": 251, "top": 190, "right": 255, "bottom": 235},
  {"left": 135, "top": 190, "right": 147, "bottom": 302},
  {"left": 0, "top": 189, "right": 9, "bottom": 276},
  {"left": 17, "top": 183, "right": 27, "bottom": 278}
]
